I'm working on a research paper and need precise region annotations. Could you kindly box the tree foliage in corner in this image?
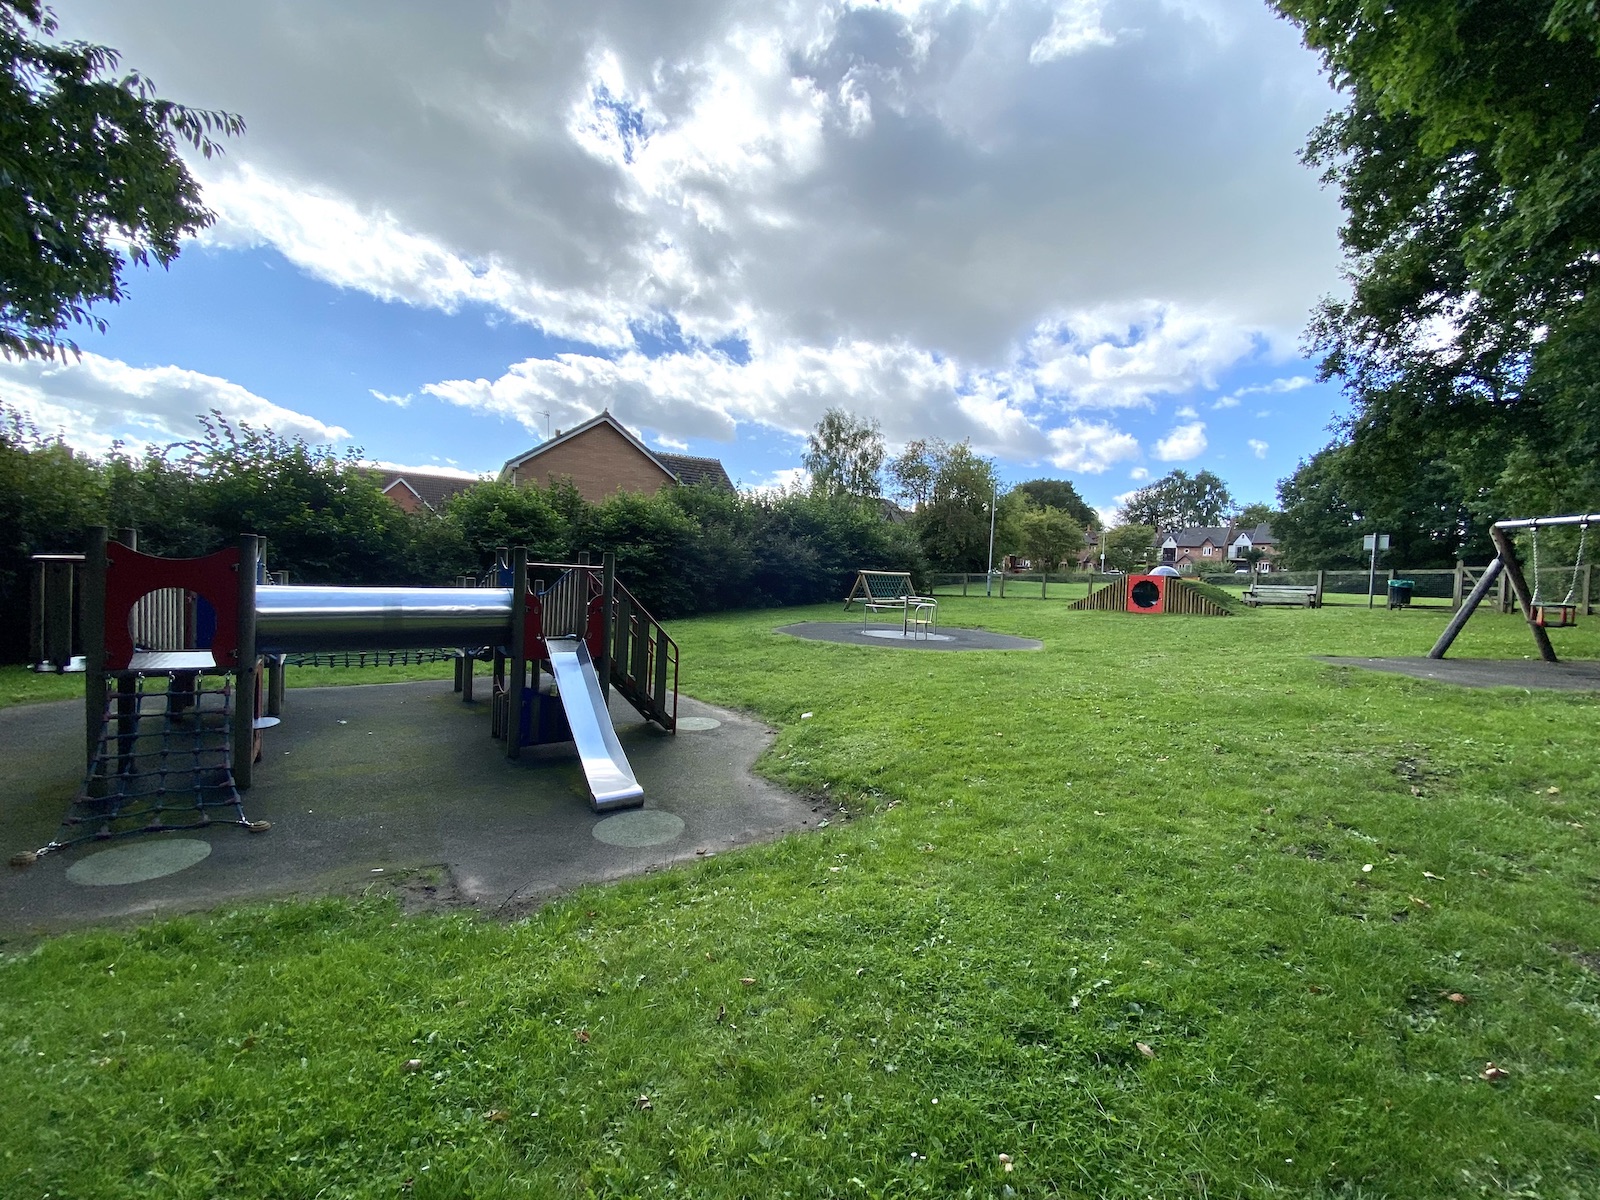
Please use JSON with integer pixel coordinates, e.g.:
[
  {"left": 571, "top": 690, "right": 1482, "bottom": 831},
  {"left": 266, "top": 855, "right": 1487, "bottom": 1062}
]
[
  {"left": 0, "top": 0, "right": 243, "bottom": 358},
  {"left": 1272, "top": 0, "right": 1600, "bottom": 546}
]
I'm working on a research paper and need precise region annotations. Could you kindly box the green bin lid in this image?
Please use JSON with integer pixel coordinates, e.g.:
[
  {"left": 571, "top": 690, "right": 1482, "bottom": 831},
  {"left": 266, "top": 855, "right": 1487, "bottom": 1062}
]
[{"left": 1389, "top": 579, "right": 1414, "bottom": 586}]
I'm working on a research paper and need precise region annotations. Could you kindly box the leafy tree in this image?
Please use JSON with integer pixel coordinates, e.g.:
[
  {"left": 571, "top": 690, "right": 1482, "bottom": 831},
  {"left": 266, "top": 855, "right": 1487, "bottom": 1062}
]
[
  {"left": 180, "top": 415, "right": 409, "bottom": 583},
  {"left": 901, "top": 440, "right": 1007, "bottom": 571},
  {"left": 1015, "top": 478, "right": 1097, "bottom": 530},
  {"left": 886, "top": 438, "right": 938, "bottom": 509},
  {"left": 1233, "top": 502, "right": 1278, "bottom": 530},
  {"left": 1274, "top": 441, "right": 1484, "bottom": 570},
  {"left": 0, "top": 401, "right": 105, "bottom": 660},
  {"left": 1018, "top": 506, "right": 1085, "bottom": 572},
  {"left": 0, "top": 1, "right": 244, "bottom": 358},
  {"left": 442, "top": 479, "right": 569, "bottom": 571},
  {"left": 1118, "top": 470, "right": 1233, "bottom": 530},
  {"left": 1100, "top": 524, "right": 1157, "bottom": 574},
  {"left": 803, "top": 408, "right": 884, "bottom": 499},
  {"left": 1272, "top": 0, "right": 1600, "bottom": 520}
]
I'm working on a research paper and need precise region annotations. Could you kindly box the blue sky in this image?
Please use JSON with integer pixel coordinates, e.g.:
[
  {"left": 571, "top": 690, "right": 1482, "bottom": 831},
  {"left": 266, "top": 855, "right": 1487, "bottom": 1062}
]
[{"left": 0, "top": 0, "right": 1353, "bottom": 523}]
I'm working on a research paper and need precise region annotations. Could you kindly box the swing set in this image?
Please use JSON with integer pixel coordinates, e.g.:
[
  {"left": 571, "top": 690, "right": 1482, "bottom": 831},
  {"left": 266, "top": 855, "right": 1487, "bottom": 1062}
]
[{"left": 1430, "top": 513, "right": 1595, "bottom": 663}]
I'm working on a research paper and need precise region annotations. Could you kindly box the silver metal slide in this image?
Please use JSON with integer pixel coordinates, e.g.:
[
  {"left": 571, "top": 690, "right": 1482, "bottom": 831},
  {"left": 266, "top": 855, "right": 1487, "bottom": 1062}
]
[{"left": 544, "top": 637, "right": 644, "bottom": 811}]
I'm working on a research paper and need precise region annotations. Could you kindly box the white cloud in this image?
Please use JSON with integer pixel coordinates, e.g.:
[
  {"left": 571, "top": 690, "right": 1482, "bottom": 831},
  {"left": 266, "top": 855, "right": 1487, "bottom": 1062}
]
[
  {"left": 1212, "top": 374, "right": 1312, "bottom": 410},
  {"left": 1129, "top": 466, "right": 1150, "bottom": 481},
  {"left": 1045, "top": 420, "right": 1140, "bottom": 474},
  {"left": 45, "top": 0, "right": 1345, "bottom": 470},
  {"left": 1153, "top": 421, "right": 1207, "bottom": 462},
  {"left": 1247, "top": 438, "right": 1269, "bottom": 459},
  {"left": 0, "top": 352, "right": 347, "bottom": 456},
  {"left": 1030, "top": 1, "right": 1116, "bottom": 63},
  {"left": 1176, "top": 404, "right": 1198, "bottom": 418},
  {"left": 367, "top": 460, "right": 486, "bottom": 480},
  {"left": 369, "top": 389, "right": 412, "bottom": 407},
  {"left": 59, "top": 0, "right": 1339, "bottom": 365},
  {"left": 745, "top": 466, "right": 811, "bottom": 496}
]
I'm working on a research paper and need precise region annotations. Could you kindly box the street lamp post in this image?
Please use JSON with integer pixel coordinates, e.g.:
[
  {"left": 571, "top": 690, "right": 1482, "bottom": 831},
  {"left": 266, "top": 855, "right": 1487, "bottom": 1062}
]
[{"left": 985, "top": 485, "right": 998, "bottom": 597}]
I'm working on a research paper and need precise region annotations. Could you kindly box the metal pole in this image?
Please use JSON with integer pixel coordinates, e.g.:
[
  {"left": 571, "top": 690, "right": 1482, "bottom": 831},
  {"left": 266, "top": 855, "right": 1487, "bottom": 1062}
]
[
  {"left": 1367, "top": 539, "right": 1378, "bottom": 609},
  {"left": 599, "top": 551, "right": 615, "bottom": 701},
  {"left": 985, "top": 486, "right": 997, "bottom": 598},
  {"left": 1492, "top": 513, "right": 1600, "bottom": 532}
]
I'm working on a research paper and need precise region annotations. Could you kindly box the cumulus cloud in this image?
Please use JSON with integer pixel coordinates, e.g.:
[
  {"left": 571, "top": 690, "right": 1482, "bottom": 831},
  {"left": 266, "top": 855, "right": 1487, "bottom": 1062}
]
[
  {"left": 1247, "top": 438, "right": 1269, "bottom": 459},
  {"left": 41, "top": 0, "right": 1346, "bottom": 471},
  {"left": 1129, "top": 466, "right": 1149, "bottom": 481},
  {"left": 0, "top": 353, "right": 348, "bottom": 456},
  {"left": 369, "top": 389, "right": 412, "bottom": 407},
  {"left": 1153, "top": 421, "right": 1207, "bottom": 462}
]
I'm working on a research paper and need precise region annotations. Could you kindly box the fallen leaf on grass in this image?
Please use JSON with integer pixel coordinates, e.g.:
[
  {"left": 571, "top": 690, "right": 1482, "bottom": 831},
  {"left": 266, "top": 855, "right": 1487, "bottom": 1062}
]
[
  {"left": 740, "top": 977, "right": 757, "bottom": 986},
  {"left": 998, "top": 1153, "right": 1015, "bottom": 1172},
  {"left": 1136, "top": 1041, "right": 1156, "bottom": 1059},
  {"left": 1481, "top": 1062, "right": 1510, "bottom": 1082},
  {"left": 1410, "top": 786, "right": 1422, "bottom": 797},
  {"left": 1409, "top": 895, "right": 1431, "bottom": 909},
  {"left": 1423, "top": 871, "right": 1444, "bottom": 881},
  {"left": 716, "top": 1004, "right": 726, "bottom": 1024},
  {"left": 484, "top": 1109, "right": 508, "bottom": 1122},
  {"left": 1548, "top": 787, "right": 1561, "bottom": 795},
  {"left": 574, "top": 1029, "right": 590, "bottom": 1044},
  {"left": 635, "top": 1094, "right": 653, "bottom": 1110},
  {"left": 1445, "top": 992, "right": 1468, "bottom": 1005},
  {"left": 403, "top": 1059, "right": 423, "bottom": 1072}
]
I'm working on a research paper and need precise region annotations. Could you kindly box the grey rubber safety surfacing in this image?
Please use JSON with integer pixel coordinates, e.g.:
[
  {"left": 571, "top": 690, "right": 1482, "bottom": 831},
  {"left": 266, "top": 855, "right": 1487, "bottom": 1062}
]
[
  {"left": 676, "top": 716, "right": 721, "bottom": 731},
  {"left": 1317, "top": 656, "right": 1600, "bottom": 692},
  {"left": 777, "top": 621, "right": 1042, "bottom": 652},
  {"left": 593, "top": 810, "right": 686, "bottom": 847},
  {"left": 66, "top": 839, "right": 213, "bottom": 886}
]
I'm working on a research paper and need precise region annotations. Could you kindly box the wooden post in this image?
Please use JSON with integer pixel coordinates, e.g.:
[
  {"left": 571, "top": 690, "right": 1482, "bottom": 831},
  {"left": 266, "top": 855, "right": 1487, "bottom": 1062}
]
[
  {"left": 1584, "top": 562, "right": 1593, "bottom": 616},
  {"left": 232, "top": 535, "right": 259, "bottom": 788},
  {"left": 1429, "top": 558, "right": 1502, "bottom": 659},
  {"left": 999, "top": 571, "right": 1006, "bottom": 599},
  {"left": 82, "top": 527, "right": 107, "bottom": 770},
  {"left": 1315, "top": 570, "right": 1325, "bottom": 608},
  {"left": 599, "top": 551, "right": 615, "bottom": 701},
  {"left": 1451, "top": 560, "right": 1465, "bottom": 611},
  {"left": 1041, "top": 571, "right": 1048, "bottom": 601},
  {"left": 506, "top": 548, "right": 528, "bottom": 759},
  {"left": 460, "top": 652, "right": 474, "bottom": 704},
  {"left": 1490, "top": 525, "right": 1557, "bottom": 663},
  {"left": 962, "top": 574, "right": 968, "bottom": 597},
  {"left": 269, "top": 655, "right": 285, "bottom": 717}
]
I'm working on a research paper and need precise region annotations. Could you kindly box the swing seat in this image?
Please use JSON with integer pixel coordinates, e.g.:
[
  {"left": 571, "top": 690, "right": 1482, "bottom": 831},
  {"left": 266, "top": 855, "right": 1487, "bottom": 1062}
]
[{"left": 1532, "top": 603, "right": 1577, "bottom": 629}]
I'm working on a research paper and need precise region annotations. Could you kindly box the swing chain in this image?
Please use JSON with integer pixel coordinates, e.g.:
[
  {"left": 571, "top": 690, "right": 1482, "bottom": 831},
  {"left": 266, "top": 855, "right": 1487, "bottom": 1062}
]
[
  {"left": 1529, "top": 525, "right": 1544, "bottom": 605},
  {"left": 1563, "top": 521, "right": 1588, "bottom": 606}
]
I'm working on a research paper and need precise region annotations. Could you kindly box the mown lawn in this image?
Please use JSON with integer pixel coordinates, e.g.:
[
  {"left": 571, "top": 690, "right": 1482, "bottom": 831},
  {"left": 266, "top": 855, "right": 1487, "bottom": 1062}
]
[{"left": 2, "top": 600, "right": 1598, "bottom": 1198}]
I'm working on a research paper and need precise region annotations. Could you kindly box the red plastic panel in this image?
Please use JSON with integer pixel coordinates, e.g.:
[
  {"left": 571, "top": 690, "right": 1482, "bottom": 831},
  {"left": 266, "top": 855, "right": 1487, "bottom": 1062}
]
[
  {"left": 104, "top": 544, "right": 241, "bottom": 670},
  {"left": 1125, "top": 574, "right": 1168, "bottom": 614}
]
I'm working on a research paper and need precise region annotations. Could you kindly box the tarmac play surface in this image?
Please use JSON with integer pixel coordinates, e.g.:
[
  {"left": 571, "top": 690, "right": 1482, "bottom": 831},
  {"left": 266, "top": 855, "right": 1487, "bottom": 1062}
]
[
  {"left": 1317, "top": 656, "right": 1600, "bottom": 691},
  {"left": 0, "top": 678, "right": 816, "bottom": 939},
  {"left": 777, "top": 621, "right": 1042, "bottom": 651}
]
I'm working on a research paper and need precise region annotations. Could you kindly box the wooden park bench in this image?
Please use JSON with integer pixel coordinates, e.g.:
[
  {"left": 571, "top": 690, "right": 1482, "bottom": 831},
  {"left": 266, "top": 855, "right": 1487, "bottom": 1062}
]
[{"left": 1243, "top": 583, "right": 1321, "bottom": 608}]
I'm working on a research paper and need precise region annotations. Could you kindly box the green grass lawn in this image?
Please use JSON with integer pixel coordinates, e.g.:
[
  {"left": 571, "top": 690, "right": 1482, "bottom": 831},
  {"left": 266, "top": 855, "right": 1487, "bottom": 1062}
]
[{"left": 3, "top": 602, "right": 1599, "bottom": 1197}]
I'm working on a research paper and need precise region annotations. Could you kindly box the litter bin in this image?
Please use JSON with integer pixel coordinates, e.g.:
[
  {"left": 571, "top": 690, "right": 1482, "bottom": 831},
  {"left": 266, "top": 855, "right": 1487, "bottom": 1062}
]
[{"left": 1387, "top": 579, "right": 1414, "bottom": 609}]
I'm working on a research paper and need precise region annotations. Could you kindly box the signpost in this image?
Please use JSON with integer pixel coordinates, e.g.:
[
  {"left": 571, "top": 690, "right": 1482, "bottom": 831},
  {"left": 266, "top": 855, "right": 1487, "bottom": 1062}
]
[{"left": 1363, "top": 533, "right": 1390, "bottom": 608}]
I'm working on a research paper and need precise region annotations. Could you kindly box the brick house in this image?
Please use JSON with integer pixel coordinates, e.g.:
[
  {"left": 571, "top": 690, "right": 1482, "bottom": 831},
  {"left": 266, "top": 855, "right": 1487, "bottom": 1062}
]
[
  {"left": 373, "top": 468, "right": 481, "bottom": 514},
  {"left": 499, "top": 412, "right": 734, "bottom": 504},
  {"left": 1159, "top": 522, "right": 1278, "bottom": 573}
]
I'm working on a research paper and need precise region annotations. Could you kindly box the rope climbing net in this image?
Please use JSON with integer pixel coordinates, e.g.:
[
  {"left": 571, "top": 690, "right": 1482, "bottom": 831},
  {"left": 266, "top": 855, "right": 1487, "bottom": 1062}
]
[{"left": 37, "top": 671, "right": 263, "bottom": 856}]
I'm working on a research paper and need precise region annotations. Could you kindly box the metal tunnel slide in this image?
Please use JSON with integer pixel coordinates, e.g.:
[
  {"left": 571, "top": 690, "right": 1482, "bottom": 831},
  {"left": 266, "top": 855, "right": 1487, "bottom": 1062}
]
[{"left": 543, "top": 636, "right": 643, "bottom": 809}]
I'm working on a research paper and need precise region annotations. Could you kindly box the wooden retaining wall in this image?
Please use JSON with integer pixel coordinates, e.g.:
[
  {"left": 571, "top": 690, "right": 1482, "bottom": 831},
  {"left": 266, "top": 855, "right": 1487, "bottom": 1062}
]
[{"left": 1068, "top": 579, "right": 1231, "bottom": 616}]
